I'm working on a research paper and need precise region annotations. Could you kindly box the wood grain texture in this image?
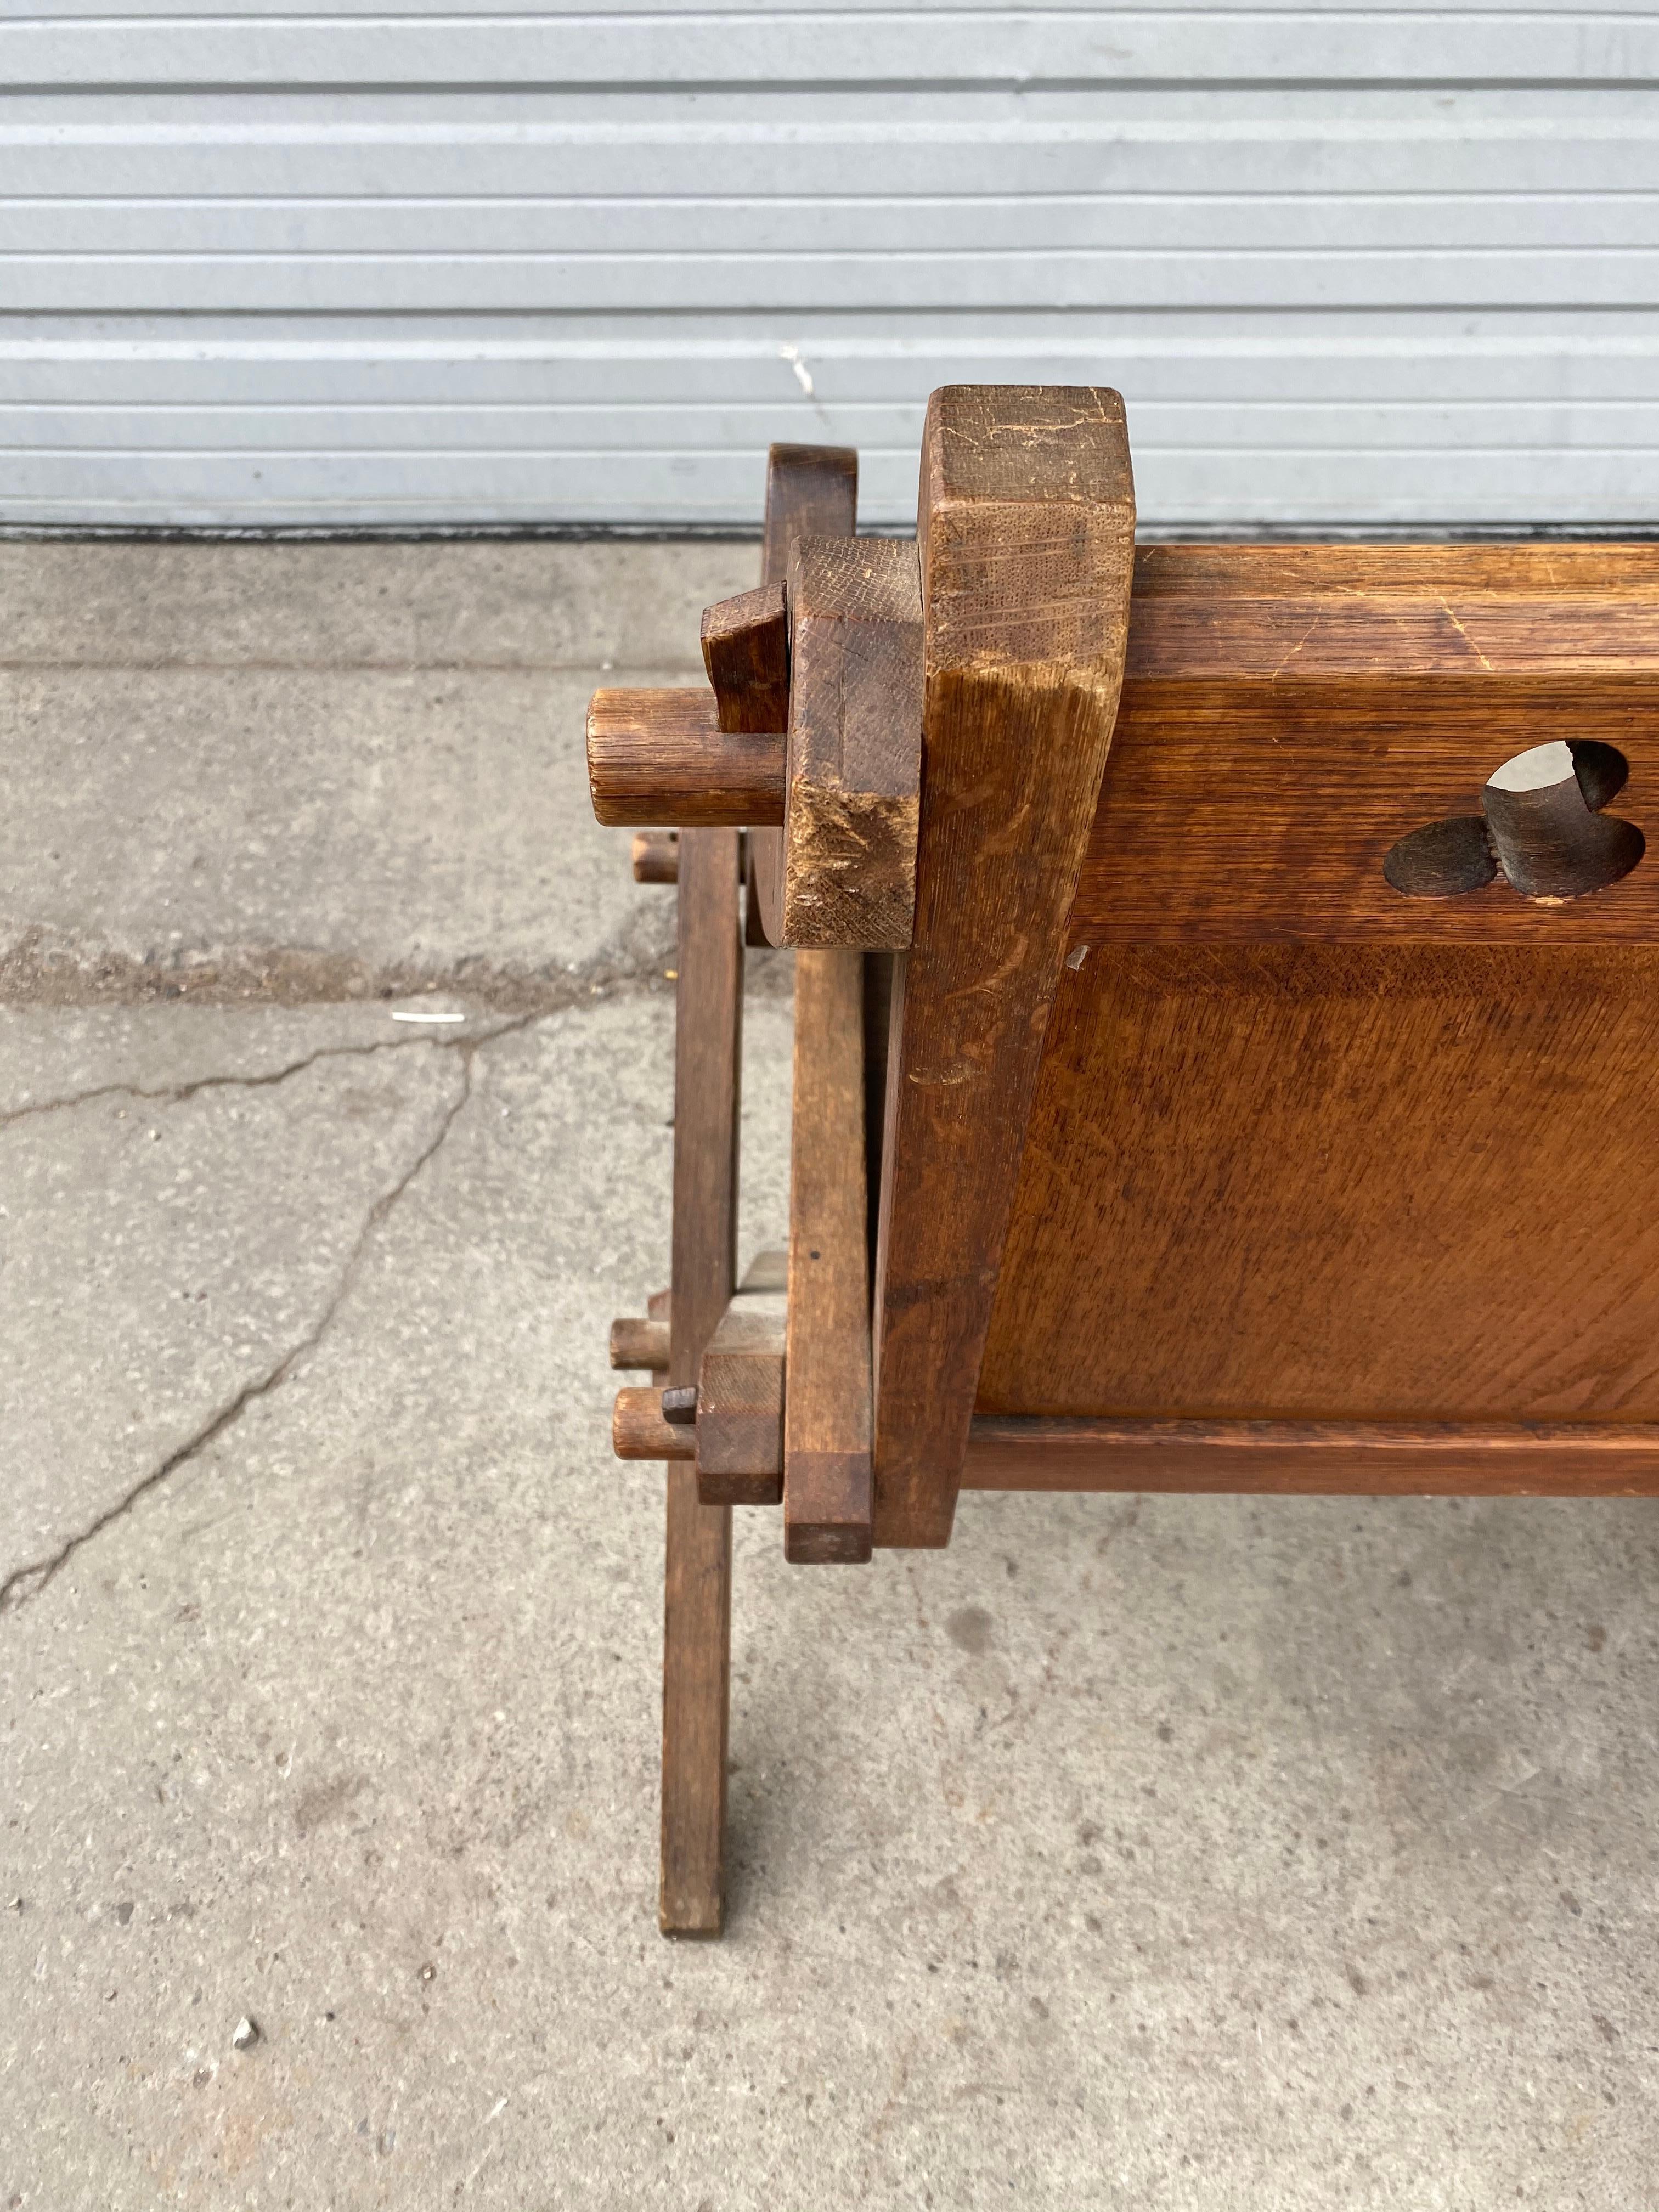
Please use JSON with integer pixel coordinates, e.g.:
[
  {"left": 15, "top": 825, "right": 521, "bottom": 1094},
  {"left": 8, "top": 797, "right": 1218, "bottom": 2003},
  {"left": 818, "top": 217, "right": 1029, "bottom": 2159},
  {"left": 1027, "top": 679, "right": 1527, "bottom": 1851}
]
[
  {"left": 588, "top": 687, "right": 783, "bottom": 828},
  {"left": 1070, "top": 542, "right": 1659, "bottom": 946},
  {"left": 614, "top": 1386, "right": 697, "bottom": 1460},
  {"left": 696, "top": 1249, "right": 787, "bottom": 1508},
  {"left": 702, "top": 582, "right": 789, "bottom": 735},
  {"left": 963, "top": 1417, "right": 1659, "bottom": 1497},
  {"left": 659, "top": 827, "right": 742, "bottom": 1939},
  {"left": 871, "top": 385, "right": 1136, "bottom": 1549},
  {"left": 782, "top": 535, "right": 923, "bottom": 950},
  {"left": 751, "top": 443, "right": 859, "bottom": 945},
  {"left": 980, "top": 943, "right": 1659, "bottom": 1424},
  {"left": 786, "top": 949, "right": 874, "bottom": 1564}
]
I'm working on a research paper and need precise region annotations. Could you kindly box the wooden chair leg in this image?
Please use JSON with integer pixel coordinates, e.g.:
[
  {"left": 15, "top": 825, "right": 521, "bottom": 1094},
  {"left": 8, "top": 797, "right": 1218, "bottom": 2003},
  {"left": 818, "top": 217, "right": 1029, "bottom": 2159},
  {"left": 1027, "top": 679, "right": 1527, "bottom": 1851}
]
[
  {"left": 658, "top": 826, "right": 742, "bottom": 1936},
  {"left": 659, "top": 1468, "right": 731, "bottom": 1934}
]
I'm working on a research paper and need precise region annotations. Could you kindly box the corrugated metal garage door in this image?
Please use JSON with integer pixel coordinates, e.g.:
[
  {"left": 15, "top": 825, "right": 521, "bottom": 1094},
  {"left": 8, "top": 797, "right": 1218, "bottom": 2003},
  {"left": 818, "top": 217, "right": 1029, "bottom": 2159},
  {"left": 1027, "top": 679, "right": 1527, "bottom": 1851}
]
[{"left": 5, "top": 5, "right": 1658, "bottom": 530}]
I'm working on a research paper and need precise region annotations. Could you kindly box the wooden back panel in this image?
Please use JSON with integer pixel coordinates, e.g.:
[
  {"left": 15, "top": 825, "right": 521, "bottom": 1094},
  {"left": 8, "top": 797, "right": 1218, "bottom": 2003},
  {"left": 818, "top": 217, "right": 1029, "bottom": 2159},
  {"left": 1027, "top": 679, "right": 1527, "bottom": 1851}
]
[
  {"left": 1074, "top": 543, "right": 1659, "bottom": 945},
  {"left": 980, "top": 544, "right": 1659, "bottom": 1424}
]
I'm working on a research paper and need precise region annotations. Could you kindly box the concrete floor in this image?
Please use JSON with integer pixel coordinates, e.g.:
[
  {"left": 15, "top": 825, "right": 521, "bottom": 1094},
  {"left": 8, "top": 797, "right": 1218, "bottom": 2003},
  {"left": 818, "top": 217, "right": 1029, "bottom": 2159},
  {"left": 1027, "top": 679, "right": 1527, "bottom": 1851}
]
[{"left": 3, "top": 542, "right": 1658, "bottom": 2210}]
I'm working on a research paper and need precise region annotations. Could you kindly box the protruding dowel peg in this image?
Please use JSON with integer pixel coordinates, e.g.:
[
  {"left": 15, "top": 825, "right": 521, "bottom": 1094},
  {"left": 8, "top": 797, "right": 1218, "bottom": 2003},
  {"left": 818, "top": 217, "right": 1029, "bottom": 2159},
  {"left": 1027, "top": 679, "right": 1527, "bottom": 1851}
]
[
  {"left": 610, "top": 1316, "right": 672, "bottom": 1370},
  {"left": 613, "top": 1386, "right": 697, "bottom": 1460},
  {"left": 588, "top": 689, "right": 785, "bottom": 828},
  {"left": 631, "top": 831, "right": 680, "bottom": 885},
  {"left": 1482, "top": 741, "right": 1644, "bottom": 901},
  {"left": 702, "top": 582, "right": 789, "bottom": 734}
]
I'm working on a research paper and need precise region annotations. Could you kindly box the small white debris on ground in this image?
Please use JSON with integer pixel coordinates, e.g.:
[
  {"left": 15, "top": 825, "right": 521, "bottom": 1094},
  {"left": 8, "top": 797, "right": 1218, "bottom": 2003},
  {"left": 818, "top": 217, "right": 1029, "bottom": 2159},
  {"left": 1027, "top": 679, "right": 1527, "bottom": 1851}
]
[
  {"left": 390, "top": 1010, "right": 466, "bottom": 1025},
  {"left": 232, "top": 2016, "right": 262, "bottom": 2051}
]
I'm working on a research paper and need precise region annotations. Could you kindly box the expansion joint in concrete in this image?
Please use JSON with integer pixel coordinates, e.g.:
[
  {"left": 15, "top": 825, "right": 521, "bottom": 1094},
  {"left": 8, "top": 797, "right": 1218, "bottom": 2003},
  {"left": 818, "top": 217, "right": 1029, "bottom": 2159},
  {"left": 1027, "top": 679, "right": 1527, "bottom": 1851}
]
[
  {"left": 0, "top": 926, "right": 681, "bottom": 1019},
  {"left": 0, "top": 945, "right": 684, "bottom": 1128}
]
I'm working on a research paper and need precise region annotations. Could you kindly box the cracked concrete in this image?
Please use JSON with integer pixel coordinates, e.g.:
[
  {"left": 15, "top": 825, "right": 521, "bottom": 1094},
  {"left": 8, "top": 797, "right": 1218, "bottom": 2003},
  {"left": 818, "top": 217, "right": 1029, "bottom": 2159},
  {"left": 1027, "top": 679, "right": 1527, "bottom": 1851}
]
[
  {"left": 6, "top": 544, "right": 1659, "bottom": 2210},
  {"left": 1, "top": 1017, "right": 507, "bottom": 1615}
]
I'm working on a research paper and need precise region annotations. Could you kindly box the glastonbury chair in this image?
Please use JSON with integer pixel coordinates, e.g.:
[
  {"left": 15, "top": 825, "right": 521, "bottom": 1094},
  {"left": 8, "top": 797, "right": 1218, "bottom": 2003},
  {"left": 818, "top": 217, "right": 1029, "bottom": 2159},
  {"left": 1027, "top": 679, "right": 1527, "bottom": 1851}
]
[{"left": 588, "top": 384, "right": 1659, "bottom": 1935}]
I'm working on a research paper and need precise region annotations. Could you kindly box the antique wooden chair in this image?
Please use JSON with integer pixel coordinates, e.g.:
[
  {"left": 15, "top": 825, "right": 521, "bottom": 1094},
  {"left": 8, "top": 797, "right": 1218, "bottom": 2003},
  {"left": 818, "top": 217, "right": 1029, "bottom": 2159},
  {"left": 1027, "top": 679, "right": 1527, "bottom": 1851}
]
[{"left": 587, "top": 385, "right": 1659, "bottom": 1936}]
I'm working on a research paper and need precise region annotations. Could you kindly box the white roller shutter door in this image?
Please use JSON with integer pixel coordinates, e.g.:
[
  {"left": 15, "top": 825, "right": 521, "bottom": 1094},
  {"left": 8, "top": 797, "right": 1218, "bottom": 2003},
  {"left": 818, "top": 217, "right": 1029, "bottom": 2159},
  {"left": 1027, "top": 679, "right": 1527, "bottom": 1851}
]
[{"left": 4, "top": 4, "right": 1657, "bottom": 527}]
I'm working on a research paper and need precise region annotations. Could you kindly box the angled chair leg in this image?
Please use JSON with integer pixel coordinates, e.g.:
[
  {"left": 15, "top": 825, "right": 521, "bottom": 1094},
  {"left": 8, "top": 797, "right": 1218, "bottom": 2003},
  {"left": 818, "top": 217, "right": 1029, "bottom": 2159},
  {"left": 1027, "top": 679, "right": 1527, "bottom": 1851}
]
[
  {"left": 658, "top": 826, "right": 743, "bottom": 1936},
  {"left": 659, "top": 1466, "right": 731, "bottom": 1936}
]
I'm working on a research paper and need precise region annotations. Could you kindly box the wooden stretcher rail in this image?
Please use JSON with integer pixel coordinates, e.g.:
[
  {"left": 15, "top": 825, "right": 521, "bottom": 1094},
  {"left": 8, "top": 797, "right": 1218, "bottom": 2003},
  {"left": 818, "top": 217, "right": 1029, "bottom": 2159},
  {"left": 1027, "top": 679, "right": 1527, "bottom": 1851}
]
[{"left": 963, "top": 1416, "right": 1659, "bottom": 1496}]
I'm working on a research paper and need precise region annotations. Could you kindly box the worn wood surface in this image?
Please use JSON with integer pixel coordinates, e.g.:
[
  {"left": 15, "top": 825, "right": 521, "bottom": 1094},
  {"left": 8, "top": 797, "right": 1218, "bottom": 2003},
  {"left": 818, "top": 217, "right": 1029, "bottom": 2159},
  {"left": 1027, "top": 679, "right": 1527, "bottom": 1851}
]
[
  {"left": 702, "top": 582, "right": 789, "bottom": 734},
  {"left": 751, "top": 443, "right": 859, "bottom": 945},
  {"left": 697, "top": 1249, "right": 787, "bottom": 1508},
  {"left": 963, "top": 1416, "right": 1659, "bottom": 1495},
  {"left": 871, "top": 385, "right": 1136, "bottom": 1549},
  {"left": 782, "top": 535, "right": 923, "bottom": 950},
  {"left": 588, "top": 687, "right": 784, "bottom": 828},
  {"left": 659, "top": 827, "right": 742, "bottom": 1938},
  {"left": 786, "top": 948, "right": 874, "bottom": 1562},
  {"left": 1070, "top": 542, "right": 1659, "bottom": 946},
  {"left": 980, "top": 942, "right": 1659, "bottom": 1424}
]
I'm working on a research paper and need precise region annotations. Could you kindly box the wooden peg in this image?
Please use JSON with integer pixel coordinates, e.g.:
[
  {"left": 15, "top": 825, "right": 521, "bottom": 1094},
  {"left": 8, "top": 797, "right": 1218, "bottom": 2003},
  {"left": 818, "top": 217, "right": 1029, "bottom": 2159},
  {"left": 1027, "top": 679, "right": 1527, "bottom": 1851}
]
[
  {"left": 781, "top": 537, "right": 923, "bottom": 950},
  {"left": 702, "top": 583, "right": 789, "bottom": 733},
  {"left": 631, "top": 830, "right": 680, "bottom": 884},
  {"left": 610, "top": 1314, "right": 672, "bottom": 1370},
  {"left": 613, "top": 1385, "right": 697, "bottom": 1460},
  {"left": 588, "top": 689, "right": 784, "bottom": 827}
]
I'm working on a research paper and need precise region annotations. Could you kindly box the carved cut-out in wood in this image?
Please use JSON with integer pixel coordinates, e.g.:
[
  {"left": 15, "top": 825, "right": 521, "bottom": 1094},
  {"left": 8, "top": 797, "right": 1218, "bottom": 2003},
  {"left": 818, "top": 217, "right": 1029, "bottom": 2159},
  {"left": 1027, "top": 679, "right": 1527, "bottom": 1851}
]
[{"left": 1386, "top": 737, "right": 1643, "bottom": 902}]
